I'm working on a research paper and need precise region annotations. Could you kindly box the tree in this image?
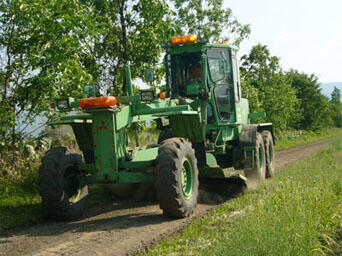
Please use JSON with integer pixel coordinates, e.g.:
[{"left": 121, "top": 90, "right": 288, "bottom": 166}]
[
  {"left": 331, "top": 87, "right": 341, "bottom": 103},
  {"left": 0, "top": 0, "right": 96, "bottom": 149},
  {"left": 330, "top": 86, "right": 342, "bottom": 127},
  {"left": 240, "top": 44, "right": 300, "bottom": 131},
  {"left": 170, "top": 0, "right": 250, "bottom": 46},
  {"left": 87, "top": 0, "right": 174, "bottom": 94},
  {"left": 286, "top": 70, "right": 333, "bottom": 130}
]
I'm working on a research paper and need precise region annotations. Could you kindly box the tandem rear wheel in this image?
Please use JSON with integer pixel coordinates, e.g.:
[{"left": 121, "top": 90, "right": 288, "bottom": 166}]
[
  {"left": 244, "top": 131, "right": 275, "bottom": 183},
  {"left": 262, "top": 130, "right": 275, "bottom": 178},
  {"left": 244, "top": 132, "right": 266, "bottom": 182}
]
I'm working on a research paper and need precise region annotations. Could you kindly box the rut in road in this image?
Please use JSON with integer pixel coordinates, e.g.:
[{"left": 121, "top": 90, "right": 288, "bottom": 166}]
[{"left": 0, "top": 138, "right": 333, "bottom": 256}]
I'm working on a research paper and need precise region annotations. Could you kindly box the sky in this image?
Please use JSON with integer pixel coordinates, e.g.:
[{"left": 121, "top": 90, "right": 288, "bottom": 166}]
[{"left": 225, "top": 0, "right": 342, "bottom": 83}]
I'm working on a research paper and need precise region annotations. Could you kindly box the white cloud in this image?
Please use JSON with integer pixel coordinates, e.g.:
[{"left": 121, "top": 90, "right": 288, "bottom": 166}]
[
  {"left": 272, "top": 31, "right": 295, "bottom": 44},
  {"left": 324, "top": 39, "right": 342, "bottom": 48}
]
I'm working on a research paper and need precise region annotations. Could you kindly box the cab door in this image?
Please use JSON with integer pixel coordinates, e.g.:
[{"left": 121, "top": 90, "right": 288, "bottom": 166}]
[{"left": 207, "top": 48, "right": 235, "bottom": 123}]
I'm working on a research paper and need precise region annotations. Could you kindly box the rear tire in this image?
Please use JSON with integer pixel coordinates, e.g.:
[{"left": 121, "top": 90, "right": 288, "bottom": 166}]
[
  {"left": 262, "top": 130, "right": 275, "bottom": 178},
  {"left": 39, "top": 147, "right": 88, "bottom": 220},
  {"left": 244, "top": 132, "right": 266, "bottom": 182},
  {"left": 155, "top": 138, "right": 199, "bottom": 217}
]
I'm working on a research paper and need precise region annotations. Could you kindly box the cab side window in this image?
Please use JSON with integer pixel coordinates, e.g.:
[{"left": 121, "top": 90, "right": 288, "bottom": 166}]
[{"left": 207, "top": 49, "right": 231, "bottom": 85}]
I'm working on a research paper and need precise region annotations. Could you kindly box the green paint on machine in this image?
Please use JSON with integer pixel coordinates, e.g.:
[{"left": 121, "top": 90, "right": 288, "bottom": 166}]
[{"left": 39, "top": 35, "right": 274, "bottom": 220}]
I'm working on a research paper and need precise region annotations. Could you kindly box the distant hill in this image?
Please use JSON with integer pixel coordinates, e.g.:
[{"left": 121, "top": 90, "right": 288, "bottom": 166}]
[{"left": 320, "top": 82, "right": 342, "bottom": 99}]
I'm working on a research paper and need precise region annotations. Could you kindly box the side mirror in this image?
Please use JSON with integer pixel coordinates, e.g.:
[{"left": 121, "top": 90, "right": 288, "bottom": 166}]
[{"left": 144, "top": 68, "right": 154, "bottom": 83}]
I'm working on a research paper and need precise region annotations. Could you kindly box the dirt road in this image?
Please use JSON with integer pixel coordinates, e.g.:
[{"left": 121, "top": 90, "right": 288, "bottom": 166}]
[{"left": 0, "top": 138, "right": 334, "bottom": 256}]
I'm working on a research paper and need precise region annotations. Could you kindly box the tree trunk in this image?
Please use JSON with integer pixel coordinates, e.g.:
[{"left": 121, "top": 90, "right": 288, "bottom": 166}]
[
  {"left": 119, "top": 0, "right": 128, "bottom": 94},
  {"left": 11, "top": 118, "right": 16, "bottom": 163}
]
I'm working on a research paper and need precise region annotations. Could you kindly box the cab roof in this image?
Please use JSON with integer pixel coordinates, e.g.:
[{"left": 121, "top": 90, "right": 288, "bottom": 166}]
[{"left": 163, "top": 40, "right": 238, "bottom": 54}]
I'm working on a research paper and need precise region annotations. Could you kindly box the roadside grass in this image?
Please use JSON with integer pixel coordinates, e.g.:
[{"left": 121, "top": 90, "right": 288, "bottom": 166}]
[
  {"left": 142, "top": 138, "right": 342, "bottom": 256},
  {"left": 0, "top": 149, "right": 43, "bottom": 230},
  {"left": 275, "top": 127, "right": 342, "bottom": 150},
  {"left": 0, "top": 180, "right": 42, "bottom": 230}
]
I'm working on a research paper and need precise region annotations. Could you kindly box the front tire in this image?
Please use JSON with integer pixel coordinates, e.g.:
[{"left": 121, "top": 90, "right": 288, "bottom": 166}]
[
  {"left": 157, "top": 129, "right": 173, "bottom": 144},
  {"left": 244, "top": 132, "right": 266, "bottom": 182},
  {"left": 155, "top": 138, "right": 199, "bottom": 217},
  {"left": 39, "top": 147, "right": 88, "bottom": 220}
]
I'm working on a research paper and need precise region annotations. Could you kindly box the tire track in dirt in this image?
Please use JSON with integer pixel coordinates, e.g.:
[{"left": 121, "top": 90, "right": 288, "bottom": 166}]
[{"left": 0, "top": 138, "right": 334, "bottom": 256}]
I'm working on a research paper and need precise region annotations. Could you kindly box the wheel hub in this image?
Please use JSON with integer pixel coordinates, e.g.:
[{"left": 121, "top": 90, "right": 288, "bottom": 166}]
[
  {"left": 181, "top": 158, "right": 193, "bottom": 198},
  {"left": 63, "top": 165, "right": 82, "bottom": 203},
  {"left": 259, "top": 145, "right": 264, "bottom": 169}
]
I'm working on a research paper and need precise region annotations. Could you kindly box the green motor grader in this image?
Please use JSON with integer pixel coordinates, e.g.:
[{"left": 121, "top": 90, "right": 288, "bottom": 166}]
[{"left": 39, "top": 35, "right": 275, "bottom": 220}]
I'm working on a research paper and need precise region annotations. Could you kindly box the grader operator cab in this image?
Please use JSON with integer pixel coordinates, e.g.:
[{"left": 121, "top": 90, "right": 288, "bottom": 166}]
[{"left": 39, "top": 35, "right": 274, "bottom": 220}]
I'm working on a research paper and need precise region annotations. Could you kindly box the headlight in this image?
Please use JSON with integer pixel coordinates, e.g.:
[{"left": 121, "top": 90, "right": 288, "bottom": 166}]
[
  {"left": 56, "top": 99, "right": 70, "bottom": 110},
  {"left": 140, "top": 91, "right": 154, "bottom": 101},
  {"left": 53, "top": 97, "right": 75, "bottom": 111}
]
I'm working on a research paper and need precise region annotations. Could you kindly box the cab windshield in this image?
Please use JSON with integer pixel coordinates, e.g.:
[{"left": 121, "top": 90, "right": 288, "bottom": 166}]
[{"left": 168, "top": 52, "right": 202, "bottom": 96}]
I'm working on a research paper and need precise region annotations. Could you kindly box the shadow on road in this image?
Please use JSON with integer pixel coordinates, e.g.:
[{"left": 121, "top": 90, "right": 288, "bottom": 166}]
[{"left": 0, "top": 177, "right": 246, "bottom": 239}]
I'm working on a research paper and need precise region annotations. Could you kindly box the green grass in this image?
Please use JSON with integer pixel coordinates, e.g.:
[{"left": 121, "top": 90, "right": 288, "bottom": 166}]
[
  {"left": 275, "top": 127, "right": 342, "bottom": 150},
  {"left": 0, "top": 147, "right": 44, "bottom": 230},
  {"left": 142, "top": 138, "right": 342, "bottom": 256},
  {"left": 0, "top": 178, "right": 42, "bottom": 230}
]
